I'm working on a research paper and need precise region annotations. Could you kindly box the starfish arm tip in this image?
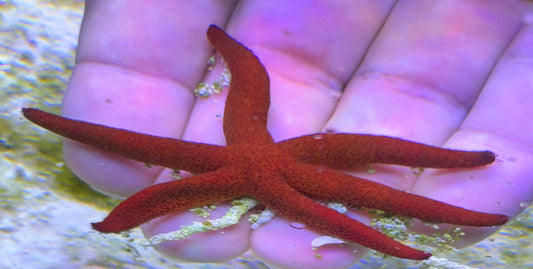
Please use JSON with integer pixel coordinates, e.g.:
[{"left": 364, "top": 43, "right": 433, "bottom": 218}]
[
  {"left": 418, "top": 252, "right": 432, "bottom": 260},
  {"left": 207, "top": 24, "right": 220, "bottom": 33},
  {"left": 91, "top": 221, "right": 123, "bottom": 234},
  {"left": 495, "top": 214, "right": 510, "bottom": 225},
  {"left": 481, "top": 150, "right": 496, "bottom": 164},
  {"left": 21, "top": 107, "right": 39, "bottom": 121},
  {"left": 91, "top": 222, "right": 106, "bottom": 233}
]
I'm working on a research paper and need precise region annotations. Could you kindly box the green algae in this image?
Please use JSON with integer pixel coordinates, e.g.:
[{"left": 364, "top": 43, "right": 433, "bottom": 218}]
[
  {"left": 369, "top": 209, "right": 463, "bottom": 256},
  {"left": 144, "top": 197, "right": 258, "bottom": 246},
  {"left": 194, "top": 56, "right": 231, "bottom": 98}
]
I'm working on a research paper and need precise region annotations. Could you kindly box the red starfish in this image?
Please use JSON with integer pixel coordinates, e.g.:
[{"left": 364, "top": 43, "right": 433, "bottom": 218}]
[{"left": 22, "top": 25, "right": 508, "bottom": 260}]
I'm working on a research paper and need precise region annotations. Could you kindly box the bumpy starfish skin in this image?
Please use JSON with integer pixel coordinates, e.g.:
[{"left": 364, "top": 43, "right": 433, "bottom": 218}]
[{"left": 22, "top": 25, "right": 508, "bottom": 260}]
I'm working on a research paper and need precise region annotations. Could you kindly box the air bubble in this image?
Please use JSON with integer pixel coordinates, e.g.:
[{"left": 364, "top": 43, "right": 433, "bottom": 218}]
[
  {"left": 289, "top": 222, "right": 306, "bottom": 229},
  {"left": 312, "top": 134, "right": 324, "bottom": 140}
]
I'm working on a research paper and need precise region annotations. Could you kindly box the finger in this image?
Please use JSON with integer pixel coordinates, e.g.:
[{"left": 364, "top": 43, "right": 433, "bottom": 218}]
[
  {"left": 412, "top": 12, "right": 533, "bottom": 246},
  {"left": 183, "top": 0, "right": 396, "bottom": 142},
  {"left": 251, "top": 212, "right": 367, "bottom": 269},
  {"left": 201, "top": 1, "right": 396, "bottom": 268},
  {"left": 142, "top": 202, "right": 252, "bottom": 262},
  {"left": 323, "top": 0, "right": 522, "bottom": 191},
  {"left": 61, "top": 0, "right": 236, "bottom": 196}
]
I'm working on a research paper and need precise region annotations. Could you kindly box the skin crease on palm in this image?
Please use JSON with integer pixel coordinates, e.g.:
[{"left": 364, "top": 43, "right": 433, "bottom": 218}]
[{"left": 56, "top": 0, "right": 533, "bottom": 268}]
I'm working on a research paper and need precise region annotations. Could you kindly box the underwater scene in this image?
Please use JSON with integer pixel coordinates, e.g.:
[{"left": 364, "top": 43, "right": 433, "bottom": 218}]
[{"left": 1, "top": 1, "right": 532, "bottom": 268}]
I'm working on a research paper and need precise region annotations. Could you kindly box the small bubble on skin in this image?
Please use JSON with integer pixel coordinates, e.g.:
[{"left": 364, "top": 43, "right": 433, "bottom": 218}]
[
  {"left": 289, "top": 222, "right": 306, "bottom": 229},
  {"left": 312, "top": 134, "right": 324, "bottom": 140},
  {"left": 311, "top": 236, "right": 345, "bottom": 247}
]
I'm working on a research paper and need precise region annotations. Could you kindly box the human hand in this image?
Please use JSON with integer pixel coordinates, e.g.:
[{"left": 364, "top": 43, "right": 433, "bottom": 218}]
[{"left": 60, "top": 1, "right": 533, "bottom": 269}]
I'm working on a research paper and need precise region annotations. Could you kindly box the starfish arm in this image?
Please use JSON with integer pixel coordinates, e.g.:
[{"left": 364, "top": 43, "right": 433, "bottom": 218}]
[
  {"left": 92, "top": 166, "right": 247, "bottom": 233},
  {"left": 277, "top": 133, "right": 495, "bottom": 169},
  {"left": 206, "top": 25, "right": 273, "bottom": 145},
  {"left": 22, "top": 108, "right": 228, "bottom": 173},
  {"left": 251, "top": 173, "right": 431, "bottom": 260},
  {"left": 284, "top": 163, "right": 508, "bottom": 227}
]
